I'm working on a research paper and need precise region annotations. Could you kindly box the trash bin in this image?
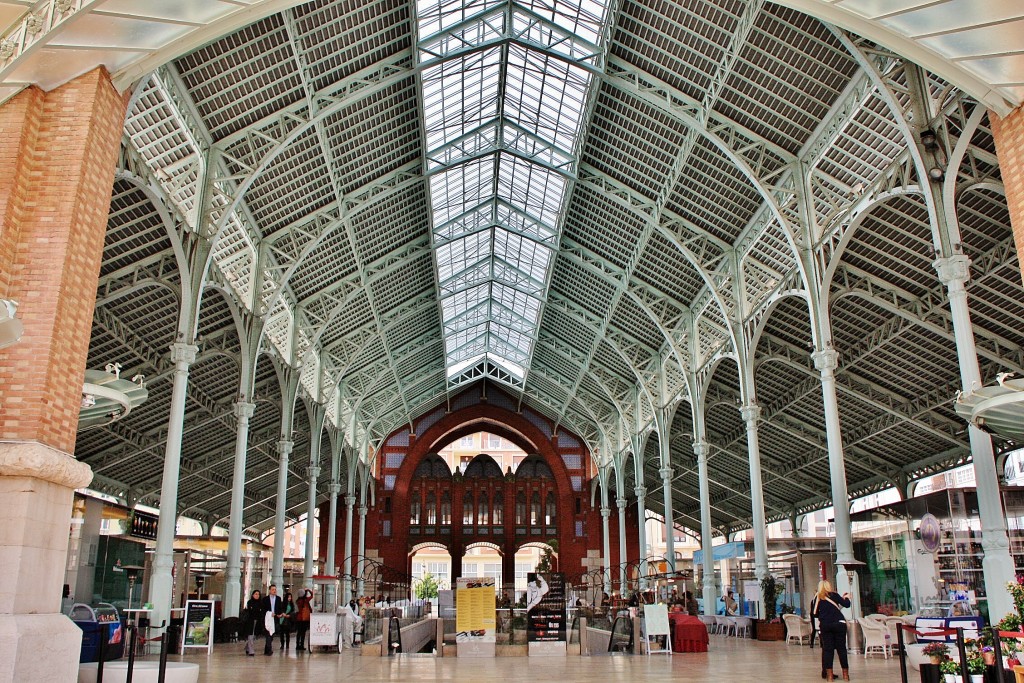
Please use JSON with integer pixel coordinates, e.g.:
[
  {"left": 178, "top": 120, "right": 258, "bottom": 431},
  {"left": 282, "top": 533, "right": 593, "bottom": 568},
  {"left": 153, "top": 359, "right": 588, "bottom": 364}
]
[
  {"left": 846, "top": 620, "right": 863, "bottom": 655},
  {"left": 70, "top": 603, "right": 125, "bottom": 662}
]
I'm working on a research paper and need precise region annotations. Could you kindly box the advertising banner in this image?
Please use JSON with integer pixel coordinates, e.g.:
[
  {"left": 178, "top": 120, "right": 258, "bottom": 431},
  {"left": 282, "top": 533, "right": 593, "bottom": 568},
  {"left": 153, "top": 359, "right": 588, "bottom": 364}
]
[
  {"left": 526, "top": 572, "right": 566, "bottom": 653},
  {"left": 181, "top": 599, "right": 215, "bottom": 654}
]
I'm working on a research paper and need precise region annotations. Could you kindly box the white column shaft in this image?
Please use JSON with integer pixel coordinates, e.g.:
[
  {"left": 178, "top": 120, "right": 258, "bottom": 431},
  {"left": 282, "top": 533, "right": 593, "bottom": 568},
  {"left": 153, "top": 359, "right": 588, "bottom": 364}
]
[
  {"left": 356, "top": 506, "right": 367, "bottom": 595},
  {"left": 342, "top": 496, "right": 355, "bottom": 602},
  {"left": 696, "top": 442, "right": 716, "bottom": 615},
  {"left": 272, "top": 440, "right": 292, "bottom": 588},
  {"left": 634, "top": 487, "right": 647, "bottom": 589},
  {"left": 149, "top": 343, "right": 197, "bottom": 629},
  {"left": 616, "top": 498, "right": 628, "bottom": 593},
  {"left": 741, "top": 405, "right": 769, "bottom": 616},
  {"left": 304, "top": 464, "right": 321, "bottom": 582},
  {"left": 224, "top": 401, "right": 255, "bottom": 618},
  {"left": 600, "top": 506, "right": 612, "bottom": 593}
]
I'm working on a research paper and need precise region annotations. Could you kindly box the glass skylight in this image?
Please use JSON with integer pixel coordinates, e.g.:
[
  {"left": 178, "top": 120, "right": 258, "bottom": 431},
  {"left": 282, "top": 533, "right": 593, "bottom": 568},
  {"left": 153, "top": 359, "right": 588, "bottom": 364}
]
[{"left": 417, "top": 0, "right": 611, "bottom": 384}]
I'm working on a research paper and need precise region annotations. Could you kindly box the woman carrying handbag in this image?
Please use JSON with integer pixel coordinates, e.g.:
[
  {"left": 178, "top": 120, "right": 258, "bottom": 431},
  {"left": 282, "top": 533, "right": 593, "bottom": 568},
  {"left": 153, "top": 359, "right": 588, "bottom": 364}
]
[
  {"left": 814, "top": 580, "right": 852, "bottom": 681},
  {"left": 243, "top": 589, "right": 268, "bottom": 656}
]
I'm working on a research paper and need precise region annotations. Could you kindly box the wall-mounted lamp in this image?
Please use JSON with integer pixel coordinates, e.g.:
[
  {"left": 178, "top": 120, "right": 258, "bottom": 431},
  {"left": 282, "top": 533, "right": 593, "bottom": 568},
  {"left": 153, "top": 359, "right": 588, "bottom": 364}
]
[{"left": 919, "top": 129, "right": 939, "bottom": 150}]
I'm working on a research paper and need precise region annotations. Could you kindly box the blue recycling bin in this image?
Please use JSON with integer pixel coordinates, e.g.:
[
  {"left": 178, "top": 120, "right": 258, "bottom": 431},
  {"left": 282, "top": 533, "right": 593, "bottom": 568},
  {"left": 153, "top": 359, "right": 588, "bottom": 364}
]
[{"left": 70, "top": 603, "right": 125, "bottom": 662}]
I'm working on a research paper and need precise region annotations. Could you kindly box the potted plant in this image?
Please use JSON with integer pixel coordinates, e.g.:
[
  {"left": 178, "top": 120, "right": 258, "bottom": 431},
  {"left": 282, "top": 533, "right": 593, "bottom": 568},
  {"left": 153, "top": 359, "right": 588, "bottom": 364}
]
[
  {"left": 939, "top": 658, "right": 960, "bottom": 683},
  {"left": 922, "top": 641, "right": 949, "bottom": 665},
  {"left": 754, "top": 574, "right": 786, "bottom": 641},
  {"left": 966, "top": 654, "right": 985, "bottom": 683}
]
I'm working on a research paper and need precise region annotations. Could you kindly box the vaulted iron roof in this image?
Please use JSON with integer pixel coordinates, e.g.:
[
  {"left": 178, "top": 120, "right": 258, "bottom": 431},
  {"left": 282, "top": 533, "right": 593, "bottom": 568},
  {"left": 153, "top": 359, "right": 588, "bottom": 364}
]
[{"left": 48, "top": 0, "right": 1023, "bottom": 535}]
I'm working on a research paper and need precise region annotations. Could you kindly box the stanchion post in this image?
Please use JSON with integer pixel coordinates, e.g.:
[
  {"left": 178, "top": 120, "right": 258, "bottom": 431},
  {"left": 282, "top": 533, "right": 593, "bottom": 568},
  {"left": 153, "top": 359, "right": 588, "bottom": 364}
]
[
  {"left": 156, "top": 620, "right": 169, "bottom": 683},
  {"left": 126, "top": 620, "right": 137, "bottom": 683},
  {"left": 96, "top": 624, "right": 106, "bottom": 683},
  {"left": 896, "top": 624, "right": 908, "bottom": 683},
  {"left": 991, "top": 627, "right": 1004, "bottom": 683},
  {"left": 956, "top": 627, "right": 969, "bottom": 682}
]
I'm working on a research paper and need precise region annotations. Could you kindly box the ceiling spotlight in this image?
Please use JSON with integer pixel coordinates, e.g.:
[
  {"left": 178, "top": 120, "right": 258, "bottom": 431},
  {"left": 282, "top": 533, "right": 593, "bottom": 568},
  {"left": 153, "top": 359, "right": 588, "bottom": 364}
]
[
  {"left": 927, "top": 167, "right": 945, "bottom": 182},
  {"left": 920, "top": 129, "right": 938, "bottom": 149}
]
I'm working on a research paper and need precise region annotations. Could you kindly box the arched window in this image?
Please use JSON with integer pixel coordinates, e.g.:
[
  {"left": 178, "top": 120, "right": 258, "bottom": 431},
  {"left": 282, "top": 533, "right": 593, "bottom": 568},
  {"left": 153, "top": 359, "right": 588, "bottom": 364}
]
[
  {"left": 410, "top": 495, "right": 421, "bottom": 526},
  {"left": 492, "top": 492, "right": 503, "bottom": 525},
  {"left": 515, "top": 492, "right": 527, "bottom": 525},
  {"left": 545, "top": 491, "right": 556, "bottom": 526},
  {"left": 441, "top": 492, "right": 451, "bottom": 525},
  {"left": 530, "top": 492, "right": 541, "bottom": 525},
  {"left": 477, "top": 492, "right": 489, "bottom": 525},
  {"left": 463, "top": 493, "right": 474, "bottom": 525},
  {"left": 425, "top": 492, "right": 437, "bottom": 525}
]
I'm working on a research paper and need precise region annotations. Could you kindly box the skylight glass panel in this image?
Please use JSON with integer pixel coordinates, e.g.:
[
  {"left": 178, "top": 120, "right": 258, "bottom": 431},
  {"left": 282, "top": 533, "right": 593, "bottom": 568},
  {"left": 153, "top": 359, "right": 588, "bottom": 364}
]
[{"left": 418, "top": 0, "right": 612, "bottom": 382}]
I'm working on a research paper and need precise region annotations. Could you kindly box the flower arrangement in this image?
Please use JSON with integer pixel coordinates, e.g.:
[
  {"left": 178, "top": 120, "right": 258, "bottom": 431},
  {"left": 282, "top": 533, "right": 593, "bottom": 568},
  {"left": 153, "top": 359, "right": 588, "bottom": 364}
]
[
  {"left": 939, "top": 659, "right": 960, "bottom": 675},
  {"left": 1008, "top": 575, "right": 1024, "bottom": 620},
  {"left": 966, "top": 655, "right": 986, "bottom": 675},
  {"left": 922, "top": 642, "right": 950, "bottom": 658}
]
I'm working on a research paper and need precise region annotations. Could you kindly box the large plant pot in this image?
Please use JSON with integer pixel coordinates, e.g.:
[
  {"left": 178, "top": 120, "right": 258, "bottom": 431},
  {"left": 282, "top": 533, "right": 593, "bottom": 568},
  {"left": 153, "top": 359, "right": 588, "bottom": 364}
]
[{"left": 755, "top": 620, "right": 785, "bottom": 641}]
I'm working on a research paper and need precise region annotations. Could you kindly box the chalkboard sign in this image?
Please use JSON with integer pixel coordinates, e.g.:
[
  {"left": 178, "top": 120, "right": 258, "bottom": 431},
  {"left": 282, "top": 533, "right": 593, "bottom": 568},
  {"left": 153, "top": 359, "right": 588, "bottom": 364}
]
[{"left": 181, "top": 599, "right": 215, "bottom": 654}]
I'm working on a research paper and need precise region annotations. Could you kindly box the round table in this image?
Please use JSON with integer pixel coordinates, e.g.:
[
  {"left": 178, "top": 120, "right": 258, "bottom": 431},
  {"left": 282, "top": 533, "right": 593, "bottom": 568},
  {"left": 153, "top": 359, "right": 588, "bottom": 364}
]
[{"left": 669, "top": 614, "right": 710, "bottom": 653}]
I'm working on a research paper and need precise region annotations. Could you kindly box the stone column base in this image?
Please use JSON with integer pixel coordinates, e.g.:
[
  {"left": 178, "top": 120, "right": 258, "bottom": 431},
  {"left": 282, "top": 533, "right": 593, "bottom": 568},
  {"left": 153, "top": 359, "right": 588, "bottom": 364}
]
[{"left": 0, "top": 613, "right": 84, "bottom": 682}]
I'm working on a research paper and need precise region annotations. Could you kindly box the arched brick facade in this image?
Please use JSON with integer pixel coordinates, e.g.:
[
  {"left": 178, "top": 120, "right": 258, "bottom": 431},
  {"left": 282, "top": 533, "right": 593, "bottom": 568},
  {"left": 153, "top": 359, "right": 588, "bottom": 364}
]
[{"left": 319, "top": 386, "right": 639, "bottom": 585}]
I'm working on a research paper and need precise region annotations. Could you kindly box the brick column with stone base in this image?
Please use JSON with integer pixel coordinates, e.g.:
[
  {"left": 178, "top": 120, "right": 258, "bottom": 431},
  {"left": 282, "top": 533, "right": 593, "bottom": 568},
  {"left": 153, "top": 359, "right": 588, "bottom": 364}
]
[{"left": 0, "top": 68, "right": 127, "bottom": 683}]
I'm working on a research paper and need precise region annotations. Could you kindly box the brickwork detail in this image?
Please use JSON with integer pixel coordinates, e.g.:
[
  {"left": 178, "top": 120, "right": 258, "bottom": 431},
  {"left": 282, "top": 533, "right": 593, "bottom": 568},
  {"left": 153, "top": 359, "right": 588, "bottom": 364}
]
[
  {"left": 0, "top": 69, "right": 128, "bottom": 453},
  {"left": 991, "top": 105, "right": 1024, "bottom": 287}
]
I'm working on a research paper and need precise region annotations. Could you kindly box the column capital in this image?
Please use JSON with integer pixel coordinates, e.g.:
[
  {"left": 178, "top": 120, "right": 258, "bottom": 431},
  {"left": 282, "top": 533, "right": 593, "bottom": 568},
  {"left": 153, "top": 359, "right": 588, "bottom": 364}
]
[
  {"left": 344, "top": 495, "right": 356, "bottom": 506},
  {"left": 169, "top": 342, "right": 198, "bottom": 365},
  {"left": 328, "top": 482, "right": 342, "bottom": 495},
  {"left": 276, "top": 439, "right": 293, "bottom": 457},
  {"left": 692, "top": 440, "right": 710, "bottom": 458},
  {"left": 600, "top": 506, "right": 611, "bottom": 517},
  {"left": 739, "top": 403, "right": 761, "bottom": 423},
  {"left": 659, "top": 466, "right": 673, "bottom": 481},
  {"left": 633, "top": 486, "right": 646, "bottom": 499},
  {"left": 933, "top": 254, "right": 972, "bottom": 285},
  {"left": 811, "top": 348, "right": 839, "bottom": 372},
  {"left": 233, "top": 401, "right": 256, "bottom": 419},
  {"left": 616, "top": 497, "right": 628, "bottom": 509},
  {"left": 307, "top": 465, "right": 321, "bottom": 479},
  {"left": 357, "top": 505, "right": 368, "bottom": 517}
]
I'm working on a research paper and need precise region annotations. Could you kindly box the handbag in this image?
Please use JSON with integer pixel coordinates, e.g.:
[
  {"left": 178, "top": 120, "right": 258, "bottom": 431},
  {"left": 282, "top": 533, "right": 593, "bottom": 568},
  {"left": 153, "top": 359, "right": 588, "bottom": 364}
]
[{"left": 265, "top": 611, "right": 276, "bottom": 636}]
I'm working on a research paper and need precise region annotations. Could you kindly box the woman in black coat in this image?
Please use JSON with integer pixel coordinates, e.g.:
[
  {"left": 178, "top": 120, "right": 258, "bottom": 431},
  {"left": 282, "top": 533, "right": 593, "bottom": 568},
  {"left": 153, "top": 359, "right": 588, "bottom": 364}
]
[
  {"left": 814, "top": 580, "right": 852, "bottom": 681},
  {"left": 244, "top": 589, "right": 268, "bottom": 656}
]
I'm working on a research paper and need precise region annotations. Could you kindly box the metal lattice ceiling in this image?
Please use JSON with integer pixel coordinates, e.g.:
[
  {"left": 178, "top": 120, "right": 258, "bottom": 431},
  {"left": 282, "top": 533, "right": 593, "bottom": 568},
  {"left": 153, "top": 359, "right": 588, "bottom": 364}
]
[{"left": 43, "top": 0, "right": 1022, "bottom": 536}]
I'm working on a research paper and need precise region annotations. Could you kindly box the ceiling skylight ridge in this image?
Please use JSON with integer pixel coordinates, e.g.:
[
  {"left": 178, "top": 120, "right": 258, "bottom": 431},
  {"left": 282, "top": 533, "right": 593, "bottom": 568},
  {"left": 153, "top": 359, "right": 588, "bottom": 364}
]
[{"left": 416, "top": 0, "right": 612, "bottom": 388}]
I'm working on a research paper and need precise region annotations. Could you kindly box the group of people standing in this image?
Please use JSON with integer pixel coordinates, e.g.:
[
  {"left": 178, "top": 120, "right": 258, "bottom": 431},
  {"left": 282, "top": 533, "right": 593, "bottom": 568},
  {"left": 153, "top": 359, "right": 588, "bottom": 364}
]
[{"left": 243, "top": 585, "right": 314, "bottom": 655}]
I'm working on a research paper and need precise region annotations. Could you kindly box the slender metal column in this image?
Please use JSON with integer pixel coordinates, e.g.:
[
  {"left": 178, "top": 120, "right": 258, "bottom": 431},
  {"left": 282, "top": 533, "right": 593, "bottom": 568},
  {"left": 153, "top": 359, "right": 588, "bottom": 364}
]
[
  {"left": 634, "top": 485, "right": 647, "bottom": 589},
  {"left": 303, "top": 463, "right": 321, "bottom": 582},
  {"left": 149, "top": 342, "right": 197, "bottom": 629},
  {"left": 741, "top": 403, "right": 769, "bottom": 614},
  {"left": 224, "top": 400, "right": 255, "bottom": 618},
  {"left": 936, "top": 255, "right": 1016, "bottom": 620},
  {"left": 356, "top": 504, "right": 367, "bottom": 596},
  {"left": 342, "top": 494, "right": 355, "bottom": 602},
  {"left": 616, "top": 497, "right": 628, "bottom": 594},
  {"left": 327, "top": 479, "right": 341, "bottom": 576},
  {"left": 812, "top": 348, "right": 858, "bottom": 611},
  {"left": 271, "top": 439, "right": 293, "bottom": 587},
  {"left": 600, "top": 506, "right": 612, "bottom": 594},
  {"left": 660, "top": 465, "right": 676, "bottom": 572},
  {"left": 695, "top": 440, "right": 716, "bottom": 615}
]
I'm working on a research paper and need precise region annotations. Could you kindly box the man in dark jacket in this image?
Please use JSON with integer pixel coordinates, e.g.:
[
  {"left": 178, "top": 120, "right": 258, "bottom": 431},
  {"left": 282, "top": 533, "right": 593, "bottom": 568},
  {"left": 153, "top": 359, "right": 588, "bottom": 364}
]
[{"left": 262, "top": 585, "right": 284, "bottom": 655}]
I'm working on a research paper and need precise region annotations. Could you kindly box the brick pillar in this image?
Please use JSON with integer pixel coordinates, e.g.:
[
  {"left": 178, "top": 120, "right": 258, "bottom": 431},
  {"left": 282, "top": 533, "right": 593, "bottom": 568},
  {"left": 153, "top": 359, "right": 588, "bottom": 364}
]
[
  {"left": 0, "top": 68, "right": 127, "bottom": 683},
  {"left": 991, "top": 105, "right": 1024, "bottom": 286}
]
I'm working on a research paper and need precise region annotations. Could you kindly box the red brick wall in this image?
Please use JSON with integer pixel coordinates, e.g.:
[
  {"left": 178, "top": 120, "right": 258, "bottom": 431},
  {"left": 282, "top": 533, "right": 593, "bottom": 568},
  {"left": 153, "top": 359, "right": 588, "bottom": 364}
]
[
  {"left": 0, "top": 69, "right": 127, "bottom": 453},
  {"left": 991, "top": 105, "right": 1024, "bottom": 287}
]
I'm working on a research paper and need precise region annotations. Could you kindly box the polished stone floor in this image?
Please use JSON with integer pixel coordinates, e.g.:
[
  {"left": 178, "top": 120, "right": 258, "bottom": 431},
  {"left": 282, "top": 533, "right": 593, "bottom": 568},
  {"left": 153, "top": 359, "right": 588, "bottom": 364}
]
[{"left": 151, "top": 638, "right": 902, "bottom": 682}]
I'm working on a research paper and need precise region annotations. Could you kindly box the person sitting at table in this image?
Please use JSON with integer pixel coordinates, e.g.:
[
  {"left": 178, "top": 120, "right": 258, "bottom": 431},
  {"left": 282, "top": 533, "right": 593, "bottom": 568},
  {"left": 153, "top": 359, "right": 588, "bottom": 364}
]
[
  {"left": 671, "top": 603, "right": 684, "bottom": 614},
  {"left": 684, "top": 591, "right": 700, "bottom": 616}
]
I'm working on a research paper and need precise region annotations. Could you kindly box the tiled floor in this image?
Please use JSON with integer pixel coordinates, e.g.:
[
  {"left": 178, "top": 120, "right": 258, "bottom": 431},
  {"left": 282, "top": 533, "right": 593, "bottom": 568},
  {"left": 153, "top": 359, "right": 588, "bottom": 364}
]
[{"left": 155, "top": 638, "right": 903, "bottom": 682}]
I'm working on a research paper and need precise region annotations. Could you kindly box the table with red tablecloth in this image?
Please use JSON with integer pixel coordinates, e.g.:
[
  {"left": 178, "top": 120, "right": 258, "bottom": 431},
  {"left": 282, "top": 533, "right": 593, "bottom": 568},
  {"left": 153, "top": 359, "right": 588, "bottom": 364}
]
[{"left": 669, "top": 614, "right": 709, "bottom": 653}]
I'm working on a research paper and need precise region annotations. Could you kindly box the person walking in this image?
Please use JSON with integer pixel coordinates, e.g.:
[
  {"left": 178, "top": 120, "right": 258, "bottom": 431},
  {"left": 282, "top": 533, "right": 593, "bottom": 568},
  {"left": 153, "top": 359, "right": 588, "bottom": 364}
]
[
  {"left": 243, "top": 590, "right": 267, "bottom": 656},
  {"left": 262, "top": 585, "right": 284, "bottom": 655},
  {"left": 814, "top": 580, "right": 852, "bottom": 681},
  {"left": 294, "top": 589, "right": 312, "bottom": 651},
  {"left": 278, "top": 592, "right": 295, "bottom": 651}
]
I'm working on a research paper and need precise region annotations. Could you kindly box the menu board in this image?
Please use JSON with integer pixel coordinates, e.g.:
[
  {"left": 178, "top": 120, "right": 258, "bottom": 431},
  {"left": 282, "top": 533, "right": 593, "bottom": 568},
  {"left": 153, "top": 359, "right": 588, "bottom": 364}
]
[
  {"left": 526, "top": 572, "right": 565, "bottom": 644},
  {"left": 455, "top": 577, "right": 496, "bottom": 639},
  {"left": 181, "top": 600, "right": 215, "bottom": 654}
]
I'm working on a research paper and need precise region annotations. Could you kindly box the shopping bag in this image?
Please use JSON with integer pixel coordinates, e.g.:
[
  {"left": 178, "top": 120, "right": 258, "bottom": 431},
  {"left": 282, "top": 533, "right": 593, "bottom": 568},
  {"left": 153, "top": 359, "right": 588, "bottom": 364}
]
[{"left": 264, "top": 612, "right": 276, "bottom": 636}]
